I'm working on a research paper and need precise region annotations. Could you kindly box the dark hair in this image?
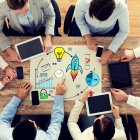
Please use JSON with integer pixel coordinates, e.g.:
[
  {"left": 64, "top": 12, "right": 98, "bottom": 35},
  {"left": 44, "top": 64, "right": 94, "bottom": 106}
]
[
  {"left": 93, "top": 116, "right": 115, "bottom": 140},
  {"left": 12, "top": 120, "right": 37, "bottom": 140},
  {"left": 6, "top": 0, "right": 28, "bottom": 10},
  {"left": 89, "top": 0, "right": 115, "bottom": 21}
]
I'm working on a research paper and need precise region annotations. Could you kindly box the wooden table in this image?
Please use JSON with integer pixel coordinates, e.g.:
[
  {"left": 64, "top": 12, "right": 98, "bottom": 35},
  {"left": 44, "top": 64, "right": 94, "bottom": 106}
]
[{"left": 0, "top": 37, "right": 140, "bottom": 115}]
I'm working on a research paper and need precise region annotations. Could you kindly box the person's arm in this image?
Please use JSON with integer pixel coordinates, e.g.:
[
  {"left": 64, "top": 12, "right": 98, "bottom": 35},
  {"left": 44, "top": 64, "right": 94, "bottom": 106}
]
[
  {"left": 40, "top": 0, "right": 55, "bottom": 36},
  {"left": 0, "top": 55, "right": 8, "bottom": 70},
  {"left": 0, "top": 5, "right": 11, "bottom": 51},
  {"left": 39, "top": 0, "right": 55, "bottom": 52},
  {"left": 115, "top": 118, "right": 125, "bottom": 131},
  {"left": 111, "top": 89, "right": 140, "bottom": 110},
  {"left": 0, "top": 56, "right": 17, "bottom": 90},
  {"left": 113, "top": 118, "right": 127, "bottom": 140},
  {"left": 112, "top": 105, "right": 126, "bottom": 140},
  {"left": 68, "top": 91, "right": 93, "bottom": 140},
  {"left": 67, "top": 100, "right": 84, "bottom": 140},
  {"left": 0, "top": 83, "right": 31, "bottom": 139},
  {"left": 74, "top": 0, "right": 91, "bottom": 36},
  {"left": 46, "top": 96, "right": 64, "bottom": 139},
  {"left": 0, "top": 96, "right": 21, "bottom": 138},
  {"left": 133, "top": 47, "right": 140, "bottom": 58},
  {"left": 127, "top": 95, "right": 140, "bottom": 110},
  {"left": 108, "top": 2, "right": 129, "bottom": 53},
  {"left": 46, "top": 79, "right": 66, "bottom": 140},
  {"left": 0, "top": 55, "right": 8, "bottom": 89}
]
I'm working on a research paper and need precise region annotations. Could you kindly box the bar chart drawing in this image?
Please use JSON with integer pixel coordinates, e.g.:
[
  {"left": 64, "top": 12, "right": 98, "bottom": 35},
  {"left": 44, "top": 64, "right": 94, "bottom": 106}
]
[{"left": 35, "top": 73, "right": 54, "bottom": 89}]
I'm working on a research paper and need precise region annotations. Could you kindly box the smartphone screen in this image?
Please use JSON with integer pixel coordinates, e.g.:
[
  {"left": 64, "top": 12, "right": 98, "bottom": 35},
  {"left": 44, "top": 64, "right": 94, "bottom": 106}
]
[
  {"left": 16, "top": 67, "right": 24, "bottom": 79},
  {"left": 31, "top": 91, "right": 39, "bottom": 105},
  {"left": 96, "top": 47, "right": 104, "bottom": 57}
]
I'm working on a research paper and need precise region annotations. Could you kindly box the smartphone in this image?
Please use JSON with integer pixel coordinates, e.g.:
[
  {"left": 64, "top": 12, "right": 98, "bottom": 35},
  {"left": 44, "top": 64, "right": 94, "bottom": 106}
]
[
  {"left": 31, "top": 91, "right": 40, "bottom": 105},
  {"left": 96, "top": 45, "right": 104, "bottom": 58},
  {"left": 16, "top": 66, "right": 24, "bottom": 79}
]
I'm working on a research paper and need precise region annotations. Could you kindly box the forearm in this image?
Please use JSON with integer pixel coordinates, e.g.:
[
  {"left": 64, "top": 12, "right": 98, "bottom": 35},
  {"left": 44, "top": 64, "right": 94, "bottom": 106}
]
[
  {"left": 127, "top": 95, "right": 140, "bottom": 110},
  {"left": 74, "top": 16, "right": 91, "bottom": 36},
  {"left": 0, "top": 96, "right": 21, "bottom": 125},
  {"left": 46, "top": 96, "right": 64, "bottom": 139},
  {"left": 68, "top": 100, "right": 84, "bottom": 123},
  {"left": 133, "top": 47, "right": 140, "bottom": 58},
  {"left": 74, "top": 0, "right": 90, "bottom": 36},
  {"left": 0, "top": 32, "right": 11, "bottom": 51},
  {"left": 108, "top": 4, "right": 129, "bottom": 53},
  {"left": 115, "top": 118, "right": 125, "bottom": 130},
  {"left": 0, "top": 81, "right": 4, "bottom": 90},
  {"left": 67, "top": 100, "right": 84, "bottom": 140},
  {"left": 0, "top": 55, "right": 8, "bottom": 70},
  {"left": 45, "top": 15, "right": 55, "bottom": 35},
  {"left": 43, "top": 1, "right": 55, "bottom": 35},
  {"left": 108, "top": 31, "right": 129, "bottom": 53},
  {"left": 50, "top": 95, "right": 64, "bottom": 123}
]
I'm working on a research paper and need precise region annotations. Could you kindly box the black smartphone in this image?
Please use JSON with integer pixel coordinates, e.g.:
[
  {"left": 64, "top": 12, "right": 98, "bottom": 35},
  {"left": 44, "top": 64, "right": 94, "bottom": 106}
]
[
  {"left": 16, "top": 66, "right": 24, "bottom": 79},
  {"left": 96, "top": 46, "right": 104, "bottom": 58},
  {"left": 31, "top": 91, "right": 40, "bottom": 105}
]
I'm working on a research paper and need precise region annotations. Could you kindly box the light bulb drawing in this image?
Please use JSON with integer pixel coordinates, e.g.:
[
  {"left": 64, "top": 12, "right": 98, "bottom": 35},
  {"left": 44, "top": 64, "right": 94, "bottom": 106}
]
[{"left": 54, "top": 47, "right": 66, "bottom": 62}]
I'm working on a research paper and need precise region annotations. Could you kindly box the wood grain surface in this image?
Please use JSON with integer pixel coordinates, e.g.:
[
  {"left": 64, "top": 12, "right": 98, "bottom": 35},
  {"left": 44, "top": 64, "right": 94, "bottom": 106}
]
[{"left": 0, "top": 37, "right": 140, "bottom": 115}]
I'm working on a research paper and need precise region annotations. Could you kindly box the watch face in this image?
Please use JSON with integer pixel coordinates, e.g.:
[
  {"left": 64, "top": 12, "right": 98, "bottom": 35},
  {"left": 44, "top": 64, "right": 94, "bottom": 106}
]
[{"left": 54, "top": 69, "right": 64, "bottom": 78}]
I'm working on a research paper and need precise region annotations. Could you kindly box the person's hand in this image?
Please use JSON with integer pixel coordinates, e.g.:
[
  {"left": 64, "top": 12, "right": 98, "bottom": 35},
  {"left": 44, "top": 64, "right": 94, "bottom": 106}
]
[
  {"left": 16, "top": 83, "right": 32, "bottom": 100},
  {"left": 121, "top": 50, "right": 135, "bottom": 62},
  {"left": 1, "top": 76, "right": 13, "bottom": 86},
  {"left": 6, "top": 48, "right": 21, "bottom": 62},
  {"left": 84, "top": 35, "right": 98, "bottom": 50},
  {"left": 110, "top": 88, "right": 128, "bottom": 102},
  {"left": 4, "top": 66, "right": 17, "bottom": 79},
  {"left": 99, "top": 50, "right": 113, "bottom": 64},
  {"left": 56, "top": 79, "right": 67, "bottom": 95},
  {"left": 112, "top": 104, "right": 120, "bottom": 119},
  {"left": 43, "top": 35, "right": 52, "bottom": 52},
  {"left": 81, "top": 90, "right": 94, "bottom": 104}
]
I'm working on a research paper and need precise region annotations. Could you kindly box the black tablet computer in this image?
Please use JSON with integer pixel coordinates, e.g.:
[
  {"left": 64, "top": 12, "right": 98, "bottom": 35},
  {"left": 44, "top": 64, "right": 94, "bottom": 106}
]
[
  {"left": 15, "top": 36, "right": 45, "bottom": 62},
  {"left": 86, "top": 92, "right": 112, "bottom": 116},
  {"left": 108, "top": 62, "right": 132, "bottom": 88}
]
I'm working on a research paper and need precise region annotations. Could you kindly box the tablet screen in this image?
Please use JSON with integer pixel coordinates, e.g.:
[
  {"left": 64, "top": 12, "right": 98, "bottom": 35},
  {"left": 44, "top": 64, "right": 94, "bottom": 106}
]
[
  {"left": 88, "top": 94, "right": 111, "bottom": 114},
  {"left": 17, "top": 38, "right": 43, "bottom": 60},
  {"left": 109, "top": 62, "right": 132, "bottom": 88}
]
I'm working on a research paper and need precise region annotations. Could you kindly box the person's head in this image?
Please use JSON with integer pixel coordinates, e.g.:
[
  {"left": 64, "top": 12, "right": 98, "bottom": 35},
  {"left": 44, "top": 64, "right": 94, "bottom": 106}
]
[
  {"left": 93, "top": 115, "right": 115, "bottom": 140},
  {"left": 6, "top": 0, "right": 30, "bottom": 15},
  {"left": 89, "top": 0, "right": 115, "bottom": 21},
  {"left": 12, "top": 119, "right": 37, "bottom": 140}
]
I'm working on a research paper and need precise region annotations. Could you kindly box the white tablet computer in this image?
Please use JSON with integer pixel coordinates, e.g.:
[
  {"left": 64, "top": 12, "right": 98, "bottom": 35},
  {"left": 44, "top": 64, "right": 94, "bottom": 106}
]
[
  {"left": 15, "top": 36, "right": 45, "bottom": 62},
  {"left": 86, "top": 92, "right": 112, "bottom": 116}
]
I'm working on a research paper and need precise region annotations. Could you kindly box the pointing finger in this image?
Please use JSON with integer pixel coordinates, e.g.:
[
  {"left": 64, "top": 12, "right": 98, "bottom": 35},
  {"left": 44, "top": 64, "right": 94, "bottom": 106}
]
[{"left": 61, "top": 78, "right": 66, "bottom": 85}]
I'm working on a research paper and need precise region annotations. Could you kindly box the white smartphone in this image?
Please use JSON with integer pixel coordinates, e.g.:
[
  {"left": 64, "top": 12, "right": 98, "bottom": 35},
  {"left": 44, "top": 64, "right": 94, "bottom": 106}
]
[{"left": 96, "top": 45, "right": 104, "bottom": 58}]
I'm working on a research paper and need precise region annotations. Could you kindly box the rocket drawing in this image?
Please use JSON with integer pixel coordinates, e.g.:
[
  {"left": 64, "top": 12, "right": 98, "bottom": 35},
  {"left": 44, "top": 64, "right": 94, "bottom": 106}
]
[{"left": 66, "top": 55, "right": 83, "bottom": 81}]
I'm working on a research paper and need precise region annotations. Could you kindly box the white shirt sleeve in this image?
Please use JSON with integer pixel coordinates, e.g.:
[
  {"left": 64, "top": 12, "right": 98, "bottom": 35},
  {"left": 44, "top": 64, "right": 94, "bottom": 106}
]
[
  {"left": 108, "top": 2, "right": 129, "bottom": 53},
  {"left": 133, "top": 47, "right": 140, "bottom": 58},
  {"left": 0, "top": 81, "right": 4, "bottom": 90},
  {"left": 0, "top": 56, "right": 8, "bottom": 70},
  {"left": 67, "top": 100, "right": 84, "bottom": 140},
  {"left": 113, "top": 118, "right": 126, "bottom": 140},
  {"left": 74, "top": 0, "right": 91, "bottom": 36},
  {"left": 127, "top": 95, "right": 140, "bottom": 110}
]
